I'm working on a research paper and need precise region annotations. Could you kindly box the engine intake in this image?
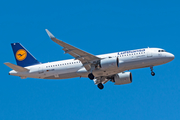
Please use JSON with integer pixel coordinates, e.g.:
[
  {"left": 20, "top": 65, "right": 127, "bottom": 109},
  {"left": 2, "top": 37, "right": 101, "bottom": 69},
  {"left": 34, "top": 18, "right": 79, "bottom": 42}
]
[
  {"left": 100, "top": 57, "right": 119, "bottom": 70},
  {"left": 113, "top": 72, "right": 132, "bottom": 85}
]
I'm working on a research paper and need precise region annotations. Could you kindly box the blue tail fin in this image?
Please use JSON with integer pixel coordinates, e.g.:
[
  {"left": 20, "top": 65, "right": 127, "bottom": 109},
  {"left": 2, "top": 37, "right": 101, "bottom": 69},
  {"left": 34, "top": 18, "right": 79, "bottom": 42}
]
[{"left": 11, "top": 43, "right": 40, "bottom": 67}]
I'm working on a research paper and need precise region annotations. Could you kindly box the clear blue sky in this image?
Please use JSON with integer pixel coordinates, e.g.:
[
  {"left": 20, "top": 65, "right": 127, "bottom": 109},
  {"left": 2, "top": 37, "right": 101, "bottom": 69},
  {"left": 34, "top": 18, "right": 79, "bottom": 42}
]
[{"left": 0, "top": 0, "right": 180, "bottom": 120}]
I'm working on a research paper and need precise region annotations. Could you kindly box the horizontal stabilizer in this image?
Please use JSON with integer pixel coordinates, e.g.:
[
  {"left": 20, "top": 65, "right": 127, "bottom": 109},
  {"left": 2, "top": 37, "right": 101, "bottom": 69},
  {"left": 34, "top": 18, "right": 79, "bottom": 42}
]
[{"left": 4, "top": 62, "right": 29, "bottom": 72}]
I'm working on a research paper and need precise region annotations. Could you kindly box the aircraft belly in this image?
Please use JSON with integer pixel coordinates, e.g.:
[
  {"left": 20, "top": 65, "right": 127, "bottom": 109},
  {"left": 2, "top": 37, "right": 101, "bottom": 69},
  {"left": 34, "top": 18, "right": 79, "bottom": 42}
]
[
  {"left": 93, "top": 70, "right": 121, "bottom": 77},
  {"left": 41, "top": 65, "right": 81, "bottom": 79},
  {"left": 44, "top": 72, "right": 79, "bottom": 79}
]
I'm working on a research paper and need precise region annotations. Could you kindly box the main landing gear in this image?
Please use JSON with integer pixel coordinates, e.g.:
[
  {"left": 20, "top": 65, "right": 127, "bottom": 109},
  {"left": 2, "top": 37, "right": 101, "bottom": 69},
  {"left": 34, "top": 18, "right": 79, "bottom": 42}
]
[
  {"left": 97, "top": 83, "right": 104, "bottom": 90},
  {"left": 150, "top": 66, "right": 155, "bottom": 76},
  {"left": 88, "top": 73, "right": 94, "bottom": 80},
  {"left": 88, "top": 73, "right": 104, "bottom": 90}
]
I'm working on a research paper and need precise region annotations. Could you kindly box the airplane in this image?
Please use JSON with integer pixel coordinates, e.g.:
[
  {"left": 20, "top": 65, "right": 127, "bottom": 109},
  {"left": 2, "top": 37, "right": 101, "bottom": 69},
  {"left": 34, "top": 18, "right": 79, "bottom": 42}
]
[{"left": 4, "top": 29, "right": 175, "bottom": 90}]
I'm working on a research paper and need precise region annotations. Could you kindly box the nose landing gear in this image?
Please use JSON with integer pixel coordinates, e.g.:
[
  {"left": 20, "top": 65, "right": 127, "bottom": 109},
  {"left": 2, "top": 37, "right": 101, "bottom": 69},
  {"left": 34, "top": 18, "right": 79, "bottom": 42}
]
[
  {"left": 150, "top": 66, "right": 155, "bottom": 76},
  {"left": 151, "top": 71, "right": 155, "bottom": 76}
]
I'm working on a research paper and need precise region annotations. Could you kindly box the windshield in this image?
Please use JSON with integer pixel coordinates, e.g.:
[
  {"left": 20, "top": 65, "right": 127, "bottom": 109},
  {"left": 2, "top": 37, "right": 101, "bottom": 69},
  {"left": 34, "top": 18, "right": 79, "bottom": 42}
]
[{"left": 158, "top": 50, "right": 166, "bottom": 52}]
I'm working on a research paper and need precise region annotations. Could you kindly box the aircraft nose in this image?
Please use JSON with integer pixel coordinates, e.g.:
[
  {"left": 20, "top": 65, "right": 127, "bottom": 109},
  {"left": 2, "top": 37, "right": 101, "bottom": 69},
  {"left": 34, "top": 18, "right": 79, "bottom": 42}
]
[{"left": 166, "top": 53, "right": 175, "bottom": 61}]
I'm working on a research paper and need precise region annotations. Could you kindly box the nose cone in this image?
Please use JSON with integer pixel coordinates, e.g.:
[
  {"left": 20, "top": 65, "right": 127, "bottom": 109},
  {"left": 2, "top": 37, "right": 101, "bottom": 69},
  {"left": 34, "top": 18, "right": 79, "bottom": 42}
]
[{"left": 166, "top": 53, "right": 175, "bottom": 62}]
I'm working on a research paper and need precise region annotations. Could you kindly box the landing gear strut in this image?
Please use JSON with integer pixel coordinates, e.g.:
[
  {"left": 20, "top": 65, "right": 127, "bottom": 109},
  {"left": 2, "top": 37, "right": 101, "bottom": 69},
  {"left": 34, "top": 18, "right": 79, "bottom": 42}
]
[
  {"left": 88, "top": 73, "right": 94, "bottom": 80},
  {"left": 150, "top": 66, "right": 155, "bottom": 76},
  {"left": 97, "top": 83, "right": 104, "bottom": 90}
]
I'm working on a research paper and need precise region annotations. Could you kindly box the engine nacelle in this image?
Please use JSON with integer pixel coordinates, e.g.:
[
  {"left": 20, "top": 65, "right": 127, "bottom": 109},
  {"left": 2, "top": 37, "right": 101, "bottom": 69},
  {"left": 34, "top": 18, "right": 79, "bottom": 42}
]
[
  {"left": 100, "top": 57, "right": 119, "bottom": 70},
  {"left": 113, "top": 72, "right": 132, "bottom": 85}
]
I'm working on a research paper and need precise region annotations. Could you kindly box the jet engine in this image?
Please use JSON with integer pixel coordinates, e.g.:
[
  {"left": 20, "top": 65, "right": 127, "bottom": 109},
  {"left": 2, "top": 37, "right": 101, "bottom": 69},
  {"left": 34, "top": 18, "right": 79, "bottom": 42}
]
[
  {"left": 99, "top": 57, "right": 119, "bottom": 70},
  {"left": 112, "top": 72, "right": 132, "bottom": 85}
]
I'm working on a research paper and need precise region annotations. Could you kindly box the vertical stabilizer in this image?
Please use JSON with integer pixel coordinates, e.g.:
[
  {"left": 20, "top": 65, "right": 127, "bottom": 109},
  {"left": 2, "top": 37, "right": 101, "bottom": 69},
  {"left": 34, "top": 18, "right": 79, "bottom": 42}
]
[{"left": 11, "top": 43, "right": 40, "bottom": 67}]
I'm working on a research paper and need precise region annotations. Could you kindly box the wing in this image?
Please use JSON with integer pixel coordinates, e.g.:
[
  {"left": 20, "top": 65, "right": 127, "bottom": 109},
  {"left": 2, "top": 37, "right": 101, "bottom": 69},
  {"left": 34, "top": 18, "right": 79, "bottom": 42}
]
[{"left": 45, "top": 29, "right": 101, "bottom": 71}]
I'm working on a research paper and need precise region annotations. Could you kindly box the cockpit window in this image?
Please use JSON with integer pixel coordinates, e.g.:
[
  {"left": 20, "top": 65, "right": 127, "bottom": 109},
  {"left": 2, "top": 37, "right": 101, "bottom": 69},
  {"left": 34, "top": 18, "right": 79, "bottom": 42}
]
[{"left": 158, "top": 50, "right": 166, "bottom": 52}]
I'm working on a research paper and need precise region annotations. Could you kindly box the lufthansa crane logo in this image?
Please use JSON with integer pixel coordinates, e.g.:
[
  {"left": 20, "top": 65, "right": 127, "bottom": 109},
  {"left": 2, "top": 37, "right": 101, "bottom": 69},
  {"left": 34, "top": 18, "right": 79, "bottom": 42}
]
[{"left": 16, "top": 49, "right": 27, "bottom": 61}]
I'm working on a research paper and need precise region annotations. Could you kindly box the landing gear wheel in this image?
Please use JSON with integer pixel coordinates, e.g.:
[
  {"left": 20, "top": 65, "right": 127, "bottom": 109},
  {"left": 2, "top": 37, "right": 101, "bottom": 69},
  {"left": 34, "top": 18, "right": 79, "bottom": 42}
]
[
  {"left": 151, "top": 72, "right": 155, "bottom": 76},
  {"left": 150, "top": 66, "right": 155, "bottom": 76},
  {"left": 97, "top": 83, "right": 104, "bottom": 90},
  {"left": 88, "top": 73, "right": 94, "bottom": 80}
]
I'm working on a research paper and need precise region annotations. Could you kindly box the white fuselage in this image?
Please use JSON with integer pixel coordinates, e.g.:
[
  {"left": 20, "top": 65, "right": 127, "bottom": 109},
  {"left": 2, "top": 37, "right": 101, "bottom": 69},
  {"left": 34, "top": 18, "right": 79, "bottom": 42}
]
[{"left": 9, "top": 48, "right": 174, "bottom": 79}]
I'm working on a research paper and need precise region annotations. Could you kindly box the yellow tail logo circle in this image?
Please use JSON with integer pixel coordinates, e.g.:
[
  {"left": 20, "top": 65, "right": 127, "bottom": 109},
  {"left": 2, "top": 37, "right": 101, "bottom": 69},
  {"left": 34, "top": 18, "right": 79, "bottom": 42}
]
[{"left": 16, "top": 49, "right": 27, "bottom": 61}]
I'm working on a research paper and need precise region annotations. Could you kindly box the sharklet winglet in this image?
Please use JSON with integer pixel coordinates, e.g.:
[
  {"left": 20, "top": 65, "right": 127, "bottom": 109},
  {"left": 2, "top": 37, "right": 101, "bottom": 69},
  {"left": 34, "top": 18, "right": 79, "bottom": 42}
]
[{"left": 45, "top": 29, "right": 55, "bottom": 38}]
